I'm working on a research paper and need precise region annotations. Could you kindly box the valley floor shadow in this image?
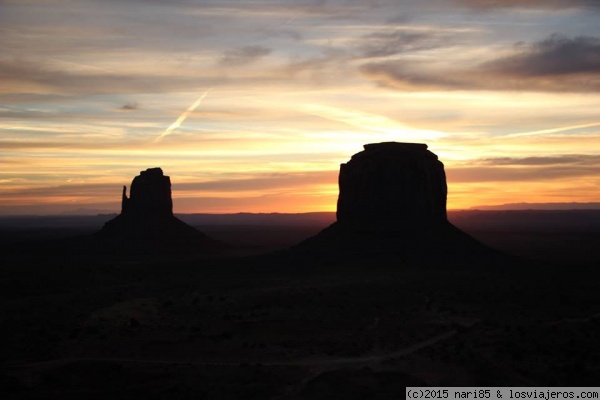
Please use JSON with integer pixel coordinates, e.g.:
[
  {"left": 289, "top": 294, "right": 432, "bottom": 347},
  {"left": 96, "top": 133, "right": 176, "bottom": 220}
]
[{"left": 2, "top": 247, "right": 600, "bottom": 398}]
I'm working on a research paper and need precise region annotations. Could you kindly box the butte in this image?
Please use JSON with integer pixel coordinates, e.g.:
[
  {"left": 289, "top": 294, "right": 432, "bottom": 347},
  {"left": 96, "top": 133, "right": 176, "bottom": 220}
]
[
  {"left": 292, "top": 142, "right": 490, "bottom": 259},
  {"left": 96, "top": 167, "right": 223, "bottom": 254}
]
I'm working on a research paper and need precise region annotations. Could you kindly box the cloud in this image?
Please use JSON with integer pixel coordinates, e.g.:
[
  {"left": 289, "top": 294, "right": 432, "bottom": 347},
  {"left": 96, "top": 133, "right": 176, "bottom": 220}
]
[
  {"left": 280, "top": 51, "right": 351, "bottom": 80},
  {"left": 219, "top": 45, "right": 272, "bottom": 66},
  {"left": 447, "top": 165, "right": 600, "bottom": 182},
  {"left": 361, "top": 34, "right": 600, "bottom": 92},
  {"left": 478, "top": 154, "right": 600, "bottom": 166},
  {"left": 302, "top": 103, "right": 446, "bottom": 140},
  {"left": 0, "top": 182, "right": 120, "bottom": 201},
  {"left": 360, "top": 61, "right": 473, "bottom": 90},
  {"left": 357, "top": 30, "right": 448, "bottom": 58},
  {"left": 456, "top": 0, "right": 600, "bottom": 10},
  {"left": 485, "top": 35, "right": 600, "bottom": 77},
  {"left": 499, "top": 122, "right": 600, "bottom": 138},
  {"left": 0, "top": 55, "right": 299, "bottom": 97},
  {"left": 0, "top": 58, "right": 209, "bottom": 95},
  {"left": 119, "top": 102, "right": 139, "bottom": 111},
  {"left": 446, "top": 153, "right": 600, "bottom": 183},
  {"left": 174, "top": 170, "right": 337, "bottom": 193}
]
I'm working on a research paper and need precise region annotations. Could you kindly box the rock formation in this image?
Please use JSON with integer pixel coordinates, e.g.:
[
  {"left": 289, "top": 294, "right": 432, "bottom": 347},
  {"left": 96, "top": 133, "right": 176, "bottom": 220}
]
[
  {"left": 121, "top": 167, "right": 173, "bottom": 218},
  {"left": 293, "top": 142, "right": 489, "bottom": 258},
  {"left": 97, "top": 168, "right": 223, "bottom": 254},
  {"left": 337, "top": 142, "right": 447, "bottom": 230}
]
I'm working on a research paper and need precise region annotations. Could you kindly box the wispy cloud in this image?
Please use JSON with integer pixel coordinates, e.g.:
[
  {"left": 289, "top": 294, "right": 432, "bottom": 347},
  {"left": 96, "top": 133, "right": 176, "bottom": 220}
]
[
  {"left": 457, "top": 0, "right": 600, "bottom": 10},
  {"left": 447, "top": 165, "right": 600, "bottom": 182},
  {"left": 302, "top": 104, "right": 446, "bottom": 141},
  {"left": 220, "top": 45, "right": 272, "bottom": 66},
  {"left": 478, "top": 154, "right": 600, "bottom": 166},
  {"left": 500, "top": 122, "right": 600, "bottom": 138},
  {"left": 484, "top": 35, "right": 600, "bottom": 78},
  {"left": 119, "top": 102, "right": 139, "bottom": 111},
  {"left": 356, "top": 29, "right": 452, "bottom": 58},
  {"left": 0, "top": 58, "right": 213, "bottom": 96},
  {"left": 361, "top": 34, "right": 600, "bottom": 92},
  {"left": 174, "top": 170, "right": 337, "bottom": 193}
]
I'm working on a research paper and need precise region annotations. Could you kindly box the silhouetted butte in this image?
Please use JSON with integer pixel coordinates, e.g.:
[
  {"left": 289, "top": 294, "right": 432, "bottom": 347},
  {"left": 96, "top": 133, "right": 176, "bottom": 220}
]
[
  {"left": 97, "top": 167, "right": 223, "bottom": 253},
  {"left": 293, "top": 142, "right": 490, "bottom": 258}
]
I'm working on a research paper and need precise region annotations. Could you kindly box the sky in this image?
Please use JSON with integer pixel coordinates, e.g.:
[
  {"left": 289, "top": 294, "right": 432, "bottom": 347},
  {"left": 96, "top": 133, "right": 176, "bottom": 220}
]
[{"left": 1, "top": 0, "right": 599, "bottom": 215}]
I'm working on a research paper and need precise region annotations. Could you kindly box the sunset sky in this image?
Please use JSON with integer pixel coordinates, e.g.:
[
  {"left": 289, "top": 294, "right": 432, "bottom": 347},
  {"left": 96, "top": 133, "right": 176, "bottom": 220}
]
[{"left": 1, "top": 0, "right": 599, "bottom": 214}]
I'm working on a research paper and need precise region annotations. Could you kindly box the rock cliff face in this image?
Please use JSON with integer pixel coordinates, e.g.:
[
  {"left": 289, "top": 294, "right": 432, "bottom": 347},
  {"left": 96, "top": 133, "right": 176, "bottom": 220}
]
[
  {"left": 97, "top": 168, "right": 222, "bottom": 254},
  {"left": 121, "top": 167, "right": 173, "bottom": 218},
  {"left": 337, "top": 142, "right": 447, "bottom": 229},
  {"left": 293, "top": 142, "right": 489, "bottom": 258}
]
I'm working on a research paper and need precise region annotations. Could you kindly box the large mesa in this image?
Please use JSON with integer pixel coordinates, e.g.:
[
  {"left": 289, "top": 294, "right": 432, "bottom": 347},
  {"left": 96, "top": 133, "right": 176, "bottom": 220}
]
[
  {"left": 293, "top": 142, "right": 488, "bottom": 258},
  {"left": 337, "top": 142, "right": 447, "bottom": 229}
]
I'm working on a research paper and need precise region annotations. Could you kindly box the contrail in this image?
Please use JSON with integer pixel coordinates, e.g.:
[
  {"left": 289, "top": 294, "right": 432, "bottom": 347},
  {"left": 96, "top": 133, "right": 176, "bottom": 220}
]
[
  {"left": 500, "top": 122, "right": 600, "bottom": 139},
  {"left": 155, "top": 89, "right": 211, "bottom": 142}
]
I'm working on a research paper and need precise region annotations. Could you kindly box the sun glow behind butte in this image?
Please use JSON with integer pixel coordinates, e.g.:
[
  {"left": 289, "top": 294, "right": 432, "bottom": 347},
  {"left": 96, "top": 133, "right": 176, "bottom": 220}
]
[{"left": 0, "top": 0, "right": 599, "bottom": 215}]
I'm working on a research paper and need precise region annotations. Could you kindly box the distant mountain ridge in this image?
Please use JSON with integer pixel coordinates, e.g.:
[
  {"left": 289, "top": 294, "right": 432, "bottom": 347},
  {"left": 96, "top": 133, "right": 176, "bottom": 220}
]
[
  {"left": 4, "top": 201, "right": 599, "bottom": 219},
  {"left": 3, "top": 207, "right": 600, "bottom": 229}
]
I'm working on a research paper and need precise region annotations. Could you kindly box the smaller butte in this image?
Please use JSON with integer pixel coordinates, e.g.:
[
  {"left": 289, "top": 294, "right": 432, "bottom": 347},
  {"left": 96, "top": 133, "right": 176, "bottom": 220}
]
[{"left": 97, "top": 168, "right": 223, "bottom": 254}]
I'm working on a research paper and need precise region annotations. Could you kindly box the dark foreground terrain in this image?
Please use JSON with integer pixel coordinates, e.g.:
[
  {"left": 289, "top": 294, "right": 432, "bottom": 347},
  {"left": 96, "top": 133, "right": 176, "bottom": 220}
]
[{"left": 1, "top": 210, "right": 599, "bottom": 398}]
